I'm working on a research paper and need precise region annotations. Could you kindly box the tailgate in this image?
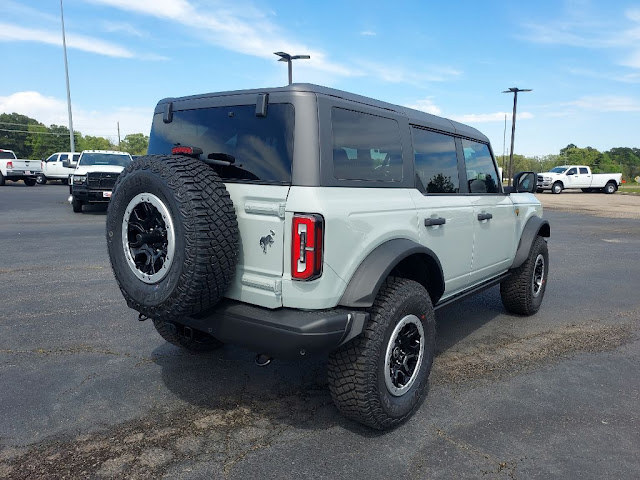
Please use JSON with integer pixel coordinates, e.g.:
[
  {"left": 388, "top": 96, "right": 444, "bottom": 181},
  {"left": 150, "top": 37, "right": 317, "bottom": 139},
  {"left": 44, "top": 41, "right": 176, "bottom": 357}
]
[
  {"left": 223, "top": 184, "right": 290, "bottom": 309},
  {"left": 13, "top": 159, "right": 42, "bottom": 173}
]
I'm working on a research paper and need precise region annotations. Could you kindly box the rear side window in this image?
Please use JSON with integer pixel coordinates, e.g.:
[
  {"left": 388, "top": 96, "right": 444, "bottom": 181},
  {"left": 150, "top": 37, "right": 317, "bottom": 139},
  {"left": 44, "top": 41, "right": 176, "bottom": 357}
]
[
  {"left": 411, "top": 127, "right": 459, "bottom": 193},
  {"left": 462, "top": 139, "right": 500, "bottom": 194},
  {"left": 331, "top": 108, "right": 402, "bottom": 182},
  {"left": 149, "top": 104, "right": 294, "bottom": 184},
  {"left": 579, "top": 167, "right": 588, "bottom": 174}
]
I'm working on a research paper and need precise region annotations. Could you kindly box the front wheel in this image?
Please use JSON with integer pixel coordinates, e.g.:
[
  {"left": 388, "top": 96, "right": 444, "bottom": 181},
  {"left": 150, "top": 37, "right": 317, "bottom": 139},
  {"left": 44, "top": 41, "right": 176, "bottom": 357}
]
[
  {"left": 72, "top": 196, "right": 83, "bottom": 213},
  {"left": 604, "top": 182, "right": 617, "bottom": 194},
  {"left": 328, "top": 277, "right": 435, "bottom": 430},
  {"left": 36, "top": 174, "right": 47, "bottom": 185},
  {"left": 500, "top": 235, "right": 549, "bottom": 315},
  {"left": 551, "top": 182, "right": 563, "bottom": 194}
]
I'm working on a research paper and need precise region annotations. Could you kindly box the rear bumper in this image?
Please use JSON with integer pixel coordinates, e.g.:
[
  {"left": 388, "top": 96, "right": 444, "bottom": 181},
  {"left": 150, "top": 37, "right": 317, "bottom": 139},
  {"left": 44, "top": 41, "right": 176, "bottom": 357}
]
[
  {"left": 6, "top": 170, "right": 39, "bottom": 180},
  {"left": 177, "top": 300, "right": 369, "bottom": 358}
]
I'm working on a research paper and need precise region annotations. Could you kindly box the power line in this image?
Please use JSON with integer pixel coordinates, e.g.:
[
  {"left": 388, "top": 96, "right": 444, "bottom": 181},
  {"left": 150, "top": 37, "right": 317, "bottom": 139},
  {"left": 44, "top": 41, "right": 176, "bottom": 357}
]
[{"left": 0, "top": 128, "right": 80, "bottom": 136}]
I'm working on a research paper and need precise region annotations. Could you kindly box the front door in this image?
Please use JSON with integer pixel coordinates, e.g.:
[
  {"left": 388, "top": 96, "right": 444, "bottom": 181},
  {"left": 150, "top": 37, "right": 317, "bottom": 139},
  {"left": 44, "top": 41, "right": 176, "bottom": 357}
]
[{"left": 461, "top": 139, "right": 516, "bottom": 283}]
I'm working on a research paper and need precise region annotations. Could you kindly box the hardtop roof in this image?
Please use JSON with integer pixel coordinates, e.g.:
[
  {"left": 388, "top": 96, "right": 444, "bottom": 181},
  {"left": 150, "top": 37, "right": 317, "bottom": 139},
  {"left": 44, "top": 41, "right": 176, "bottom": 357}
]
[{"left": 156, "top": 83, "right": 489, "bottom": 143}]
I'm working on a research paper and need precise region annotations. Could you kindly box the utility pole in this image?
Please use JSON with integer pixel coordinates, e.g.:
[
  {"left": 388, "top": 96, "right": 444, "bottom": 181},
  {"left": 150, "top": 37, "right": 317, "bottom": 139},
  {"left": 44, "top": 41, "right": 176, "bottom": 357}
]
[
  {"left": 502, "top": 113, "right": 507, "bottom": 178},
  {"left": 60, "top": 0, "right": 75, "bottom": 152},
  {"left": 502, "top": 87, "right": 532, "bottom": 186},
  {"left": 117, "top": 121, "right": 121, "bottom": 150},
  {"left": 274, "top": 52, "right": 310, "bottom": 85}
]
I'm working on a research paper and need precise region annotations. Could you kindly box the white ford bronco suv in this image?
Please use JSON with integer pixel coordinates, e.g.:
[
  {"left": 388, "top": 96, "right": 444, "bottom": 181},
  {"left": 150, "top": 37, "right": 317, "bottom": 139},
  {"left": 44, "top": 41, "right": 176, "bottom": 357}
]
[{"left": 106, "top": 84, "right": 550, "bottom": 430}]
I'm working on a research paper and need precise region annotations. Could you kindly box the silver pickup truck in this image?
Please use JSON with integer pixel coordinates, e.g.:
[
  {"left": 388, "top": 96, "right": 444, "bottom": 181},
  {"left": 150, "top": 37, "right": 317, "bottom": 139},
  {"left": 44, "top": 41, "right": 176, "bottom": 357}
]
[{"left": 0, "top": 149, "right": 42, "bottom": 186}]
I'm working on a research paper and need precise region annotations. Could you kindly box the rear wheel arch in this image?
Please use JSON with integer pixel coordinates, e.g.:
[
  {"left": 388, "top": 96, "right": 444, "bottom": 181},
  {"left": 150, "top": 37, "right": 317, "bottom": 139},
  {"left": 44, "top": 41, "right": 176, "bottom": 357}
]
[{"left": 338, "top": 239, "right": 445, "bottom": 308}]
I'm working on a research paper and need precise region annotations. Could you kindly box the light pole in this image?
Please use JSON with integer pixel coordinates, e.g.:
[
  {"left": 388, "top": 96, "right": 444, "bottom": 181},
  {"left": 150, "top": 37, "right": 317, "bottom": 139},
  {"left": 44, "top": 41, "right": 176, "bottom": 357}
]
[
  {"left": 274, "top": 52, "right": 310, "bottom": 85},
  {"left": 502, "top": 87, "right": 531, "bottom": 186},
  {"left": 60, "top": 0, "right": 75, "bottom": 152}
]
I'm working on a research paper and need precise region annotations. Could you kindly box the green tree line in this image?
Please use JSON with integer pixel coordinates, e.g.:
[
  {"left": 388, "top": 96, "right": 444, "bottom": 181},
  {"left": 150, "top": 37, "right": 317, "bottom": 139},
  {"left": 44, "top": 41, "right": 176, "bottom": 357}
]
[{"left": 0, "top": 112, "right": 149, "bottom": 158}]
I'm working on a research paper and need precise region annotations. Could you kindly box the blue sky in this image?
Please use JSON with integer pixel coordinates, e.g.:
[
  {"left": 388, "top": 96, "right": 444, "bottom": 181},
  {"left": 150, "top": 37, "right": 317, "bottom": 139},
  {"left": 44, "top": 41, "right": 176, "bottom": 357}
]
[{"left": 1, "top": 0, "right": 639, "bottom": 156}]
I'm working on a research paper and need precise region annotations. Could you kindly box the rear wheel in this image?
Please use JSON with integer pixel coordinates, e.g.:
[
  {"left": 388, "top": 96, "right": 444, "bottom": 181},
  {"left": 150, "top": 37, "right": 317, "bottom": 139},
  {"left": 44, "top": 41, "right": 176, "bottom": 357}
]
[
  {"left": 500, "top": 235, "right": 549, "bottom": 315},
  {"left": 152, "top": 320, "right": 223, "bottom": 352},
  {"left": 604, "top": 182, "right": 617, "bottom": 194},
  {"left": 36, "top": 174, "right": 47, "bottom": 185},
  {"left": 328, "top": 277, "right": 435, "bottom": 430},
  {"left": 24, "top": 178, "right": 36, "bottom": 186},
  {"left": 551, "top": 182, "right": 563, "bottom": 194}
]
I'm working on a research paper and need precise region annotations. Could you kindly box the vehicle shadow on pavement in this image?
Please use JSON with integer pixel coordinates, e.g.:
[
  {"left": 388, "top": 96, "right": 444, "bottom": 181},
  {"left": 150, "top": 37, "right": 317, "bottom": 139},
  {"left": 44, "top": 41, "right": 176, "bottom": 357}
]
[{"left": 152, "top": 289, "right": 504, "bottom": 436}]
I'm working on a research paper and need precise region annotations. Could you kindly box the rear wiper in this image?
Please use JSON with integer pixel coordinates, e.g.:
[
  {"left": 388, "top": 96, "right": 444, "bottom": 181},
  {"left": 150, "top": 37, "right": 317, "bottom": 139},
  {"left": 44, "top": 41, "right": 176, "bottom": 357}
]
[{"left": 204, "top": 152, "right": 236, "bottom": 166}]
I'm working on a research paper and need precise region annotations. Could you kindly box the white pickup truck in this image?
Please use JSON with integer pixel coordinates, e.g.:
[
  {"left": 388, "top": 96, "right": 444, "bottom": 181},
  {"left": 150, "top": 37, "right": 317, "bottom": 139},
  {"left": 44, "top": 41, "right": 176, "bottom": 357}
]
[
  {"left": 37, "top": 152, "right": 80, "bottom": 185},
  {"left": 537, "top": 165, "right": 622, "bottom": 194},
  {"left": 0, "top": 149, "right": 42, "bottom": 186}
]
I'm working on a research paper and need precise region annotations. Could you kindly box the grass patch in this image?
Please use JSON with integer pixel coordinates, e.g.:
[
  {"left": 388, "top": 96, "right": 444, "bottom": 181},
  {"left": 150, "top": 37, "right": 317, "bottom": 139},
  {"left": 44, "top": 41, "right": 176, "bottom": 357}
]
[{"left": 619, "top": 185, "right": 640, "bottom": 194}]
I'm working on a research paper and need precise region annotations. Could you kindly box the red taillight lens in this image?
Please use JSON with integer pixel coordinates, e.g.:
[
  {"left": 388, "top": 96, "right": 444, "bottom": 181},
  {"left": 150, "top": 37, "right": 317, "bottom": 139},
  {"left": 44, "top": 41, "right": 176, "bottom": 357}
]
[
  {"left": 171, "top": 146, "right": 203, "bottom": 157},
  {"left": 291, "top": 214, "right": 324, "bottom": 281},
  {"left": 6, "top": 161, "right": 13, "bottom": 169}
]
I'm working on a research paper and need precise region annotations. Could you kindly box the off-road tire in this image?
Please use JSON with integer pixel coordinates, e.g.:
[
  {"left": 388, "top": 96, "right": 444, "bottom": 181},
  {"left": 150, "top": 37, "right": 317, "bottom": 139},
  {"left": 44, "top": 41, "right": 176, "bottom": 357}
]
[
  {"left": 327, "top": 277, "right": 435, "bottom": 430},
  {"left": 500, "top": 235, "right": 548, "bottom": 315},
  {"left": 106, "top": 154, "right": 239, "bottom": 321},
  {"left": 72, "top": 197, "right": 83, "bottom": 213},
  {"left": 604, "top": 182, "right": 617, "bottom": 194},
  {"left": 551, "top": 182, "right": 563, "bottom": 194},
  {"left": 36, "top": 174, "right": 47, "bottom": 185},
  {"left": 24, "top": 178, "right": 36, "bottom": 186},
  {"left": 152, "top": 319, "right": 223, "bottom": 352}
]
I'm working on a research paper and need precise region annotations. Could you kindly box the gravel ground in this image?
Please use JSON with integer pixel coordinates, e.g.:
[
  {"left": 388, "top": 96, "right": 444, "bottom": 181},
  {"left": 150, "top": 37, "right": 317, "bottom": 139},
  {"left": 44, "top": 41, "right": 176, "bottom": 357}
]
[
  {"left": 0, "top": 183, "right": 638, "bottom": 479},
  {"left": 536, "top": 190, "right": 640, "bottom": 219}
]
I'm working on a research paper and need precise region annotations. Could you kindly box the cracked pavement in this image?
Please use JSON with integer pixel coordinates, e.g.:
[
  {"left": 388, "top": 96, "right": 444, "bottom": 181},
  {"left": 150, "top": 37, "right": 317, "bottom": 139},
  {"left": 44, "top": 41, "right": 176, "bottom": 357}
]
[{"left": 0, "top": 184, "right": 638, "bottom": 479}]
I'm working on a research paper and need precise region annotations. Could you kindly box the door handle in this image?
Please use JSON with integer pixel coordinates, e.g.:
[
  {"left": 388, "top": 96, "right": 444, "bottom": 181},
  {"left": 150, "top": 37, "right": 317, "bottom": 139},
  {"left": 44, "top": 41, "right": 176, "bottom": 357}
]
[
  {"left": 424, "top": 217, "right": 446, "bottom": 227},
  {"left": 477, "top": 213, "right": 493, "bottom": 221}
]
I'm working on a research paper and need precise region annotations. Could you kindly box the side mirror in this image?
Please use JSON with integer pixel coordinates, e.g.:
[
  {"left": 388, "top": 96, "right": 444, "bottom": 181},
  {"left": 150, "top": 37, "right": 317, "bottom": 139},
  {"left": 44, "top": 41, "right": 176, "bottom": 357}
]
[
  {"left": 62, "top": 160, "right": 77, "bottom": 169},
  {"left": 505, "top": 171, "right": 536, "bottom": 194}
]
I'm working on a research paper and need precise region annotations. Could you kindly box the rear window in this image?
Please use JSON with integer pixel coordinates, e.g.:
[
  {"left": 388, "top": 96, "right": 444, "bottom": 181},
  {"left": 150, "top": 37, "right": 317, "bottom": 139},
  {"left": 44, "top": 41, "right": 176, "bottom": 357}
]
[
  {"left": 148, "top": 104, "right": 294, "bottom": 184},
  {"left": 331, "top": 108, "right": 402, "bottom": 182},
  {"left": 0, "top": 151, "right": 16, "bottom": 160}
]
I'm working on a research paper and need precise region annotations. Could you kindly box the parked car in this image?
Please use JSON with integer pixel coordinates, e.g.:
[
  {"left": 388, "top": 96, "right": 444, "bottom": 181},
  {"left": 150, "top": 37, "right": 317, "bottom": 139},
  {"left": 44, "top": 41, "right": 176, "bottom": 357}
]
[
  {"left": 537, "top": 165, "right": 622, "bottom": 194},
  {"left": 0, "top": 149, "right": 41, "bottom": 186},
  {"left": 37, "top": 152, "right": 80, "bottom": 184},
  {"left": 68, "top": 150, "right": 132, "bottom": 212},
  {"left": 105, "top": 84, "right": 549, "bottom": 430}
]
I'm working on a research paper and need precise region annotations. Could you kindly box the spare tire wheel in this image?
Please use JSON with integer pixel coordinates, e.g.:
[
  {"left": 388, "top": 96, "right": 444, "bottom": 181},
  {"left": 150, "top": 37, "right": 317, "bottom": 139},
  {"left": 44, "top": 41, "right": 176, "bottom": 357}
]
[{"left": 106, "top": 155, "right": 239, "bottom": 321}]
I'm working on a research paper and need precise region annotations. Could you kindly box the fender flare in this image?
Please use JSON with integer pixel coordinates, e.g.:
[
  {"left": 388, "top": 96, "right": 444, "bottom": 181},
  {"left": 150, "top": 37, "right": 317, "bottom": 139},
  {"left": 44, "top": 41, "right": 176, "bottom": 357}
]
[
  {"left": 511, "top": 216, "right": 550, "bottom": 269},
  {"left": 338, "top": 239, "right": 444, "bottom": 308}
]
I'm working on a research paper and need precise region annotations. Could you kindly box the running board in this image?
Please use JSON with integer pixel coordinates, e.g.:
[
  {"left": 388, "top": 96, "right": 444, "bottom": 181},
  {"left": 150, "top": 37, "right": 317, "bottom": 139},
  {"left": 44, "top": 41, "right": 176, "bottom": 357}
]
[{"left": 434, "top": 273, "right": 510, "bottom": 311}]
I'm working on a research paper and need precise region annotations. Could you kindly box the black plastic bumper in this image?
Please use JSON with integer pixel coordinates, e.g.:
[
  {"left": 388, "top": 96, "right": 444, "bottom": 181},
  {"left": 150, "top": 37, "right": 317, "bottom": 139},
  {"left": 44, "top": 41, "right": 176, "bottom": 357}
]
[
  {"left": 72, "top": 185, "right": 111, "bottom": 203},
  {"left": 177, "top": 300, "right": 369, "bottom": 358}
]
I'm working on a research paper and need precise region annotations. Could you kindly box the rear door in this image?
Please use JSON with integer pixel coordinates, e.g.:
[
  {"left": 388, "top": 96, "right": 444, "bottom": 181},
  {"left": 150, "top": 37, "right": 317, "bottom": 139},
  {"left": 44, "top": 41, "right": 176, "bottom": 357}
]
[
  {"left": 462, "top": 139, "right": 516, "bottom": 283},
  {"left": 410, "top": 127, "right": 473, "bottom": 295},
  {"left": 576, "top": 167, "right": 592, "bottom": 187},
  {"left": 148, "top": 95, "right": 295, "bottom": 308}
]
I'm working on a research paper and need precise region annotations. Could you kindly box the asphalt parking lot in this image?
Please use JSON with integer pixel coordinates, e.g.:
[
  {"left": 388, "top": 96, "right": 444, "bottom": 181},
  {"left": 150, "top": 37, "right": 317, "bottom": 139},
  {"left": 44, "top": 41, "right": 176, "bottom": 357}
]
[{"left": 1, "top": 183, "right": 638, "bottom": 479}]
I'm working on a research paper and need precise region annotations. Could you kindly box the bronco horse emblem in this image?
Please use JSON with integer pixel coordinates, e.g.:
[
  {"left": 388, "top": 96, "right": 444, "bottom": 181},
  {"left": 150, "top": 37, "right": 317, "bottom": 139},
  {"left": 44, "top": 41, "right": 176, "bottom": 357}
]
[{"left": 260, "top": 230, "right": 276, "bottom": 254}]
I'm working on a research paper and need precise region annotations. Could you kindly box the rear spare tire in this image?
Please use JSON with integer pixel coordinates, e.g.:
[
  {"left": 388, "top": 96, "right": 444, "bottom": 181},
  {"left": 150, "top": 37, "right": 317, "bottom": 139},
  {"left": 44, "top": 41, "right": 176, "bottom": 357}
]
[{"left": 106, "top": 155, "right": 239, "bottom": 321}]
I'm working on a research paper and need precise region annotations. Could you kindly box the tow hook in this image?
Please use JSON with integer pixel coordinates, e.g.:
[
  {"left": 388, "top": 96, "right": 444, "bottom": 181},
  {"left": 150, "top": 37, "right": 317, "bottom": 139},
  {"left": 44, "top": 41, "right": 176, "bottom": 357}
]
[{"left": 255, "top": 354, "right": 272, "bottom": 367}]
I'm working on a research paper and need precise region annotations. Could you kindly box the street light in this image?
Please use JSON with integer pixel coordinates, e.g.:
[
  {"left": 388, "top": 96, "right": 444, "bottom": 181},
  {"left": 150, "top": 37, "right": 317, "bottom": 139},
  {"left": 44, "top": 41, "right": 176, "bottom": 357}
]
[
  {"left": 60, "top": 0, "right": 75, "bottom": 152},
  {"left": 502, "top": 87, "right": 532, "bottom": 186},
  {"left": 274, "top": 52, "right": 310, "bottom": 85}
]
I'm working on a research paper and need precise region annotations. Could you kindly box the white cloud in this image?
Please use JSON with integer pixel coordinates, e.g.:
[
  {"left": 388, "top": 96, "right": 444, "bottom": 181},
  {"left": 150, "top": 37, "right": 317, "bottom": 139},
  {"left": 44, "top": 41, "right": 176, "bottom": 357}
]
[
  {"left": 0, "top": 23, "right": 134, "bottom": 58},
  {"left": 358, "top": 61, "right": 461, "bottom": 85},
  {"left": 360, "top": 31, "right": 377, "bottom": 37},
  {"left": 406, "top": 98, "right": 442, "bottom": 115},
  {"left": 0, "top": 91, "right": 152, "bottom": 140},
  {"left": 451, "top": 112, "right": 534, "bottom": 123},
  {"left": 101, "top": 21, "right": 145, "bottom": 38},
  {"left": 567, "top": 95, "right": 640, "bottom": 112}
]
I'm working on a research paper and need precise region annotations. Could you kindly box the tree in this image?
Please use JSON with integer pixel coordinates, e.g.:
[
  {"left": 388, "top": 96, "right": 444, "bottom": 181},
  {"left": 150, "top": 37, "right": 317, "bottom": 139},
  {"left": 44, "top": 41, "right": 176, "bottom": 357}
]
[
  {"left": 0, "top": 113, "right": 43, "bottom": 158},
  {"left": 27, "top": 124, "right": 78, "bottom": 159},
  {"left": 120, "top": 133, "right": 149, "bottom": 155},
  {"left": 77, "top": 135, "right": 115, "bottom": 151}
]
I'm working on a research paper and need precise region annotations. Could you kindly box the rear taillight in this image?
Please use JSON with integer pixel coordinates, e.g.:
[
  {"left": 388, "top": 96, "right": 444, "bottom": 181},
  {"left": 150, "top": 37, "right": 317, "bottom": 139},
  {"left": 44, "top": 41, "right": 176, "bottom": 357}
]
[
  {"left": 171, "top": 146, "right": 202, "bottom": 157},
  {"left": 6, "top": 161, "right": 13, "bottom": 169},
  {"left": 291, "top": 214, "right": 324, "bottom": 281}
]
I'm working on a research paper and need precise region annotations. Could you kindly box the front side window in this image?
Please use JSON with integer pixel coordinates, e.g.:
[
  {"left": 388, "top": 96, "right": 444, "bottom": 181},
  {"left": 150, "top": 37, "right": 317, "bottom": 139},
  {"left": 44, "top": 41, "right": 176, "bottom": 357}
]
[
  {"left": 567, "top": 168, "right": 577, "bottom": 175},
  {"left": 331, "top": 108, "right": 402, "bottom": 181},
  {"left": 462, "top": 139, "right": 500, "bottom": 194},
  {"left": 411, "top": 127, "right": 459, "bottom": 193},
  {"left": 59, "top": 154, "right": 68, "bottom": 162},
  {"left": 45, "top": 154, "right": 57, "bottom": 162},
  {"left": 149, "top": 104, "right": 294, "bottom": 184}
]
